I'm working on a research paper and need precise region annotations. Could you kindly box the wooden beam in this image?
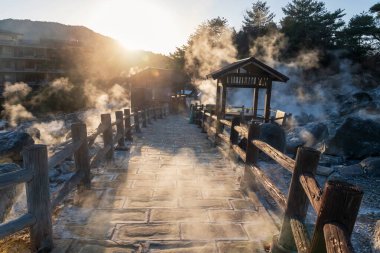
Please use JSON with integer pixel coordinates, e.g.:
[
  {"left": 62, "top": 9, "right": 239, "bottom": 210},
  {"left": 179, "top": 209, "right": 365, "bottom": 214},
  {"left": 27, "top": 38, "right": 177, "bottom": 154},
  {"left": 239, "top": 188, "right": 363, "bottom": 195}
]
[
  {"left": 310, "top": 181, "right": 363, "bottom": 253},
  {"left": 252, "top": 140, "right": 295, "bottom": 173},
  {"left": 323, "top": 223, "right": 354, "bottom": 253},
  {"left": 290, "top": 218, "right": 311, "bottom": 253},
  {"left": 0, "top": 213, "right": 36, "bottom": 239},
  {"left": 221, "top": 84, "right": 227, "bottom": 119},
  {"left": 299, "top": 173, "right": 322, "bottom": 212},
  {"left": 0, "top": 167, "right": 33, "bottom": 190},
  {"left": 264, "top": 80, "right": 272, "bottom": 122},
  {"left": 253, "top": 87, "right": 259, "bottom": 118}
]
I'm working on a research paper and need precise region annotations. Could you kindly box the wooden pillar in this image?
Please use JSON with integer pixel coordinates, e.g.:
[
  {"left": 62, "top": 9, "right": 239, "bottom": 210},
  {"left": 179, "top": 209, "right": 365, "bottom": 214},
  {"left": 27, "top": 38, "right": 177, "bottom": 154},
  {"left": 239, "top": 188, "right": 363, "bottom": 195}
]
[
  {"left": 310, "top": 181, "right": 363, "bottom": 253},
  {"left": 215, "top": 82, "right": 221, "bottom": 118},
  {"left": 272, "top": 147, "right": 320, "bottom": 253},
  {"left": 115, "top": 111, "right": 126, "bottom": 148},
  {"left": 134, "top": 110, "right": 141, "bottom": 133},
  {"left": 24, "top": 145, "right": 53, "bottom": 252},
  {"left": 230, "top": 117, "right": 240, "bottom": 146},
  {"left": 147, "top": 108, "right": 152, "bottom": 124},
  {"left": 142, "top": 109, "right": 147, "bottom": 127},
  {"left": 221, "top": 84, "right": 227, "bottom": 119},
  {"left": 101, "top": 113, "right": 113, "bottom": 161},
  {"left": 124, "top": 108, "right": 133, "bottom": 141},
  {"left": 71, "top": 123, "right": 90, "bottom": 188},
  {"left": 264, "top": 80, "right": 272, "bottom": 123},
  {"left": 158, "top": 106, "right": 163, "bottom": 119},
  {"left": 253, "top": 87, "right": 259, "bottom": 118},
  {"left": 153, "top": 107, "right": 157, "bottom": 121},
  {"left": 245, "top": 122, "right": 260, "bottom": 165}
]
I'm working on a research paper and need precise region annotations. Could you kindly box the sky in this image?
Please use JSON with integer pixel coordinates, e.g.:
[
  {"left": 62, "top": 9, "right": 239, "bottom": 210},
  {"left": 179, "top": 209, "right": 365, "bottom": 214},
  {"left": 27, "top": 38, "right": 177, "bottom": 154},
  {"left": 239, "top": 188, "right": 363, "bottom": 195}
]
[{"left": 1, "top": 0, "right": 378, "bottom": 54}]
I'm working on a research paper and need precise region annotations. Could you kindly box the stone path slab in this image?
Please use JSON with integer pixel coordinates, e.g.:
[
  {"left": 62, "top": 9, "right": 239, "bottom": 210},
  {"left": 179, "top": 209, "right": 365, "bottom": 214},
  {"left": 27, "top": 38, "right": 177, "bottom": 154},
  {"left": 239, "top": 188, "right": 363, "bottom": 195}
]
[{"left": 52, "top": 115, "right": 278, "bottom": 252}]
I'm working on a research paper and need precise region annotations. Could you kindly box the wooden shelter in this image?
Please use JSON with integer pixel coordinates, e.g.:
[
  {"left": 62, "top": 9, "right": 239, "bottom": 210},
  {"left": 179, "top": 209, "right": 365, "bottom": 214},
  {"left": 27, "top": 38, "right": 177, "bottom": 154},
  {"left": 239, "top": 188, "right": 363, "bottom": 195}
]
[
  {"left": 207, "top": 57, "right": 289, "bottom": 123},
  {"left": 129, "top": 67, "right": 186, "bottom": 110}
]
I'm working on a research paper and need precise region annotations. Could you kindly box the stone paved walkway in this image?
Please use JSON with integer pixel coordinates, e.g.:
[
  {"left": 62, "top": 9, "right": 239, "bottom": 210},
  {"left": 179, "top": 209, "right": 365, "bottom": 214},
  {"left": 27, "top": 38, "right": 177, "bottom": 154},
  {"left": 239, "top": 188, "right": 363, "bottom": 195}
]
[{"left": 52, "top": 115, "right": 279, "bottom": 253}]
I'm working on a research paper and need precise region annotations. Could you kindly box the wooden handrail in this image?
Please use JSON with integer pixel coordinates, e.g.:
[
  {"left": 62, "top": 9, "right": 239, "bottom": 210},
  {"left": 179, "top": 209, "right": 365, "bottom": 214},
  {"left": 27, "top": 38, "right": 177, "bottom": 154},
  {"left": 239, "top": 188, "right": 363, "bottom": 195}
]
[
  {"left": 290, "top": 218, "right": 311, "bottom": 253},
  {"left": 299, "top": 173, "right": 322, "bottom": 212},
  {"left": 252, "top": 139, "right": 295, "bottom": 173},
  {"left": 0, "top": 167, "right": 33, "bottom": 190},
  {"left": 324, "top": 223, "right": 354, "bottom": 253},
  {"left": 48, "top": 139, "right": 83, "bottom": 170},
  {"left": 234, "top": 125, "right": 248, "bottom": 139},
  {"left": 0, "top": 213, "right": 36, "bottom": 239},
  {"left": 219, "top": 119, "right": 232, "bottom": 128}
]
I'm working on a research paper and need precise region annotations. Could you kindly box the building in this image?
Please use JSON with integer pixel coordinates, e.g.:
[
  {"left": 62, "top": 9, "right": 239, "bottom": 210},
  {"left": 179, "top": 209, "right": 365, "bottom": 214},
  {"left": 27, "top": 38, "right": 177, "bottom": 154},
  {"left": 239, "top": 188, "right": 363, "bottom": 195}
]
[
  {"left": 129, "top": 67, "right": 187, "bottom": 110},
  {"left": 0, "top": 30, "right": 68, "bottom": 86}
]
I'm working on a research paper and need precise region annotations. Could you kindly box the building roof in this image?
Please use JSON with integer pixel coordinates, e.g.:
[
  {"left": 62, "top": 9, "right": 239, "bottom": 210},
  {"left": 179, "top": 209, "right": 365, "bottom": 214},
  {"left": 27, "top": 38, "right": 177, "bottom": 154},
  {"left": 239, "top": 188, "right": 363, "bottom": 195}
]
[{"left": 206, "top": 57, "right": 289, "bottom": 82}]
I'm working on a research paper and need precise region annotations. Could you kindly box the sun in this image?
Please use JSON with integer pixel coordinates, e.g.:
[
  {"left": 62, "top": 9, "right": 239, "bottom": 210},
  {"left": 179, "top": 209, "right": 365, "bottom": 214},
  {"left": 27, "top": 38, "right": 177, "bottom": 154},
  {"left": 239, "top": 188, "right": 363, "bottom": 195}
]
[{"left": 88, "top": 0, "right": 180, "bottom": 54}]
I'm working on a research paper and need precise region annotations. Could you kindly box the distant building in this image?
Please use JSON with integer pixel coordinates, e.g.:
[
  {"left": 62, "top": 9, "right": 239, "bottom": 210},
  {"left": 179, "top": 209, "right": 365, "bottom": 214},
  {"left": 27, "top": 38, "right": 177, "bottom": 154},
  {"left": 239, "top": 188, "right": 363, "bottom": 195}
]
[
  {"left": 0, "top": 30, "right": 76, "bottom": 86},
  {"left": 129, "top": 67, "right": 187, "bottom": 110}
]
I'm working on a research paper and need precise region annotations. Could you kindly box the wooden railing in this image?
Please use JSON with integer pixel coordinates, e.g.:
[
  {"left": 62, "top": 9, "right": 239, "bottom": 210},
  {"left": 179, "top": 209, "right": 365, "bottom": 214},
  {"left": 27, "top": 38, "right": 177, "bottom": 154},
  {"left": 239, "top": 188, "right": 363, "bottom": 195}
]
[
  {"left": 0, "top": 105, "right": 168, "bottom": 252},
  {"left": 192, "top": 104, "right": 363, "bottom": 253}
]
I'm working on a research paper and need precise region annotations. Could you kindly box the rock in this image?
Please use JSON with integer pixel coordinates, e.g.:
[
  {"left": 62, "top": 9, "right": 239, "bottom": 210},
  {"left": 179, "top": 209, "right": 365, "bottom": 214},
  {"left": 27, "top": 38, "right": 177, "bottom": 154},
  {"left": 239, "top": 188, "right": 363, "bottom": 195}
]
[
  {"left": 0, "top": 163, "right": 21, "bottom": 222},
  {"left": 59, "top": 161, "right": 75, "bottom": 174},
  {"left": 319, "top": 154, "right": 344, "bottom": 167},
  {"left": 260, "top": 123, "right": 286, "bottom": 152},
  {"left": 334, "top": 164, "right": 364, "bottom": 177},
  {"left": 360, "top": 157, "right": 380, "bottom": 177},
  {"left": 316, "top": 166, "right": 334, "bottom": 176},
  {"left": 325, "top": 117, "right": 380, "bottom": 159},
  {"left": 374, "top": 220, "right": 380, "bottom": 252},
  {"left": 0, "top": 130, "right": 34, "bottom": 162},
  {"left": 338, "top": 92, "right": 376, "bottom": 116},
  {"left": 286, "top": 122, "right": 328, "bottom": 154}
]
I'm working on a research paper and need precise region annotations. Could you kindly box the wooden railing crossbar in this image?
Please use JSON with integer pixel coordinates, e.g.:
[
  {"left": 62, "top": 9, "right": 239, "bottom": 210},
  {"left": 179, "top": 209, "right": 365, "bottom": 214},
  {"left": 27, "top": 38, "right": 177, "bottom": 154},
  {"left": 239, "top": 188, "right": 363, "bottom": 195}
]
[
  {"left": 192, "top": 104, "right": 363, "bottom": 253},
  {"left": 0, "top": 105, "right": 168, "bottom": 250}
]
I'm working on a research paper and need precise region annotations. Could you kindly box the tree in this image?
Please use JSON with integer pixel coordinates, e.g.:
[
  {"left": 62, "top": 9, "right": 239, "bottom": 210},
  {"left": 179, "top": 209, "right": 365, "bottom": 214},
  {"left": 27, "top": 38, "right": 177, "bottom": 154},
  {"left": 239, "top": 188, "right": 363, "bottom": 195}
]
[
  {"left": 242, "top": 1, "right": 276, "bottom": 36},
  {"left": 370, "top": 3, "right": 380, "bottom": 19},
  {"left": 236, "top": 1, "right": 277, "bottom": 58},
  {"left": 341, "top": 11, "right": 380, "bottom": 58},
  {"left": 281, "top": 0, "right": 345, "bottom": 53}
]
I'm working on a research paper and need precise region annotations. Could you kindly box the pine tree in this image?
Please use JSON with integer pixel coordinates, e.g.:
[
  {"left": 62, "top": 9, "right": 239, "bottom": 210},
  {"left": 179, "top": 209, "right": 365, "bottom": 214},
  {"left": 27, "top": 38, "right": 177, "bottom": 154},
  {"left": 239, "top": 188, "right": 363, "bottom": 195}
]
[{"left": 281, "top": 0, "right": 345, "bottom": 53}]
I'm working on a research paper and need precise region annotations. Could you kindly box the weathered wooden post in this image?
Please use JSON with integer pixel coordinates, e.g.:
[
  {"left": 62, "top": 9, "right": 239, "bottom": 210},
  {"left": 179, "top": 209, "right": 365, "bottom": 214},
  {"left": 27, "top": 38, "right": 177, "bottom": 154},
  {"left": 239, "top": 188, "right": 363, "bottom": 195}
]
[
  {"left": 134, "top": 110, "right": 141, "bottom": 133},
  {"left": 245, "top": 122, "right": 261, "bottom": 165},
  {"left": 201, "top": 110, "right": 207, "bottom": 133},
  {"left": 147, "top": 108, "right": 152, "bottom": 124},
  {"left": 153, "top": 107, "right": 157, "bottom": 121},
  {"left": 271, "top": 147, "right": 320, "bottom": 253},
  {"left": 230, "top": 117, "right": 241, "bottom": 146},
  {"left": 310, "top": 181, "right": 363, "bottom": 253},
  {"left": 124, "top": 108, "right": 133, "bottom": 141},
  {"left": 24, "top": 145, "right": 53, "bottom": 252},
  {"left": 158, "top": 106, "right": 163, "bottom": 119},
  {"left": 240, "top": 121, "right": 261, "bottom": 194},
  {"left": 101, "top": 113, "right": 113, "bottom": 161},
  {"left": 115, "top": 111, "right": 126, "bottom": 149},
  {"left": 71, "top": 123, "right": 90, "bottom": 188},
  {"left": 142, "top": 109, "right": 147, "bottom": 127}
]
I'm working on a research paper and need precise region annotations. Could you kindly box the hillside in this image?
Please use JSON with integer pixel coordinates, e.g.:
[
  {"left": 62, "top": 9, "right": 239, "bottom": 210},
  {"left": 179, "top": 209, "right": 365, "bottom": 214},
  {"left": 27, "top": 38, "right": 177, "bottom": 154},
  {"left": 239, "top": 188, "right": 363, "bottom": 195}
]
[{"left": 0, "top": 19, "right": 173, "bottom": 80}]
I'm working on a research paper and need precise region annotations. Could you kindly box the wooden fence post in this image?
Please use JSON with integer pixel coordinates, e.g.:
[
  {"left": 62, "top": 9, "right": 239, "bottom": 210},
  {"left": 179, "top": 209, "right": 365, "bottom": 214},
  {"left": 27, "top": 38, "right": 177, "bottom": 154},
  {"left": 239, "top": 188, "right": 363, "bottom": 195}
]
[
  {"left": 153, "top": 107, "right": 157, "bottom": 121},
  {"left": 230, "top": 117, "right": 241, "bottom": 146},
  {"left": 142, "top": 109, "right": 147, "bottom": 127},
  {"left": 71, "top": 123, "right": 90, "bottom": 188},
  {"left": 158, "top": 106, "right": 163, "bottom": 119},
  {"left": 147, "top": 108, "right": 152, "bottom": 124},
  {"left": 115, "top": 111, "right": 126, "bottom": 149},
  {"left": 245, "top": 122, "right": 261, "bottom": 165},
  {"left": 134, "top": 110, "right": 141, "bottom": 133},
  {"left": 24, "top": 145, "right": 53, "bottom": 252},
  {"left": 124, "top": 108, "right": 133, "bottom": 141},
  {"left": 101, "top": 113, "right": 113, "bottom": 161},
  {"left": 271, "top": 147, "right": 320, "bottom": 253},
  {"left": 310, "top": 181, "right": 363, "bottom": 253}
]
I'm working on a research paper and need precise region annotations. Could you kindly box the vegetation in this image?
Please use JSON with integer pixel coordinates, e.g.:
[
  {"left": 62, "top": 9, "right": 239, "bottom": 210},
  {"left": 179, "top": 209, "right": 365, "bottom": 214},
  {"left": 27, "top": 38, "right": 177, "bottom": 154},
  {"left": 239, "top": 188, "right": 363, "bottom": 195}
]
[{"left": 171, "top": 0, "right": 380, "bottom": 78}]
